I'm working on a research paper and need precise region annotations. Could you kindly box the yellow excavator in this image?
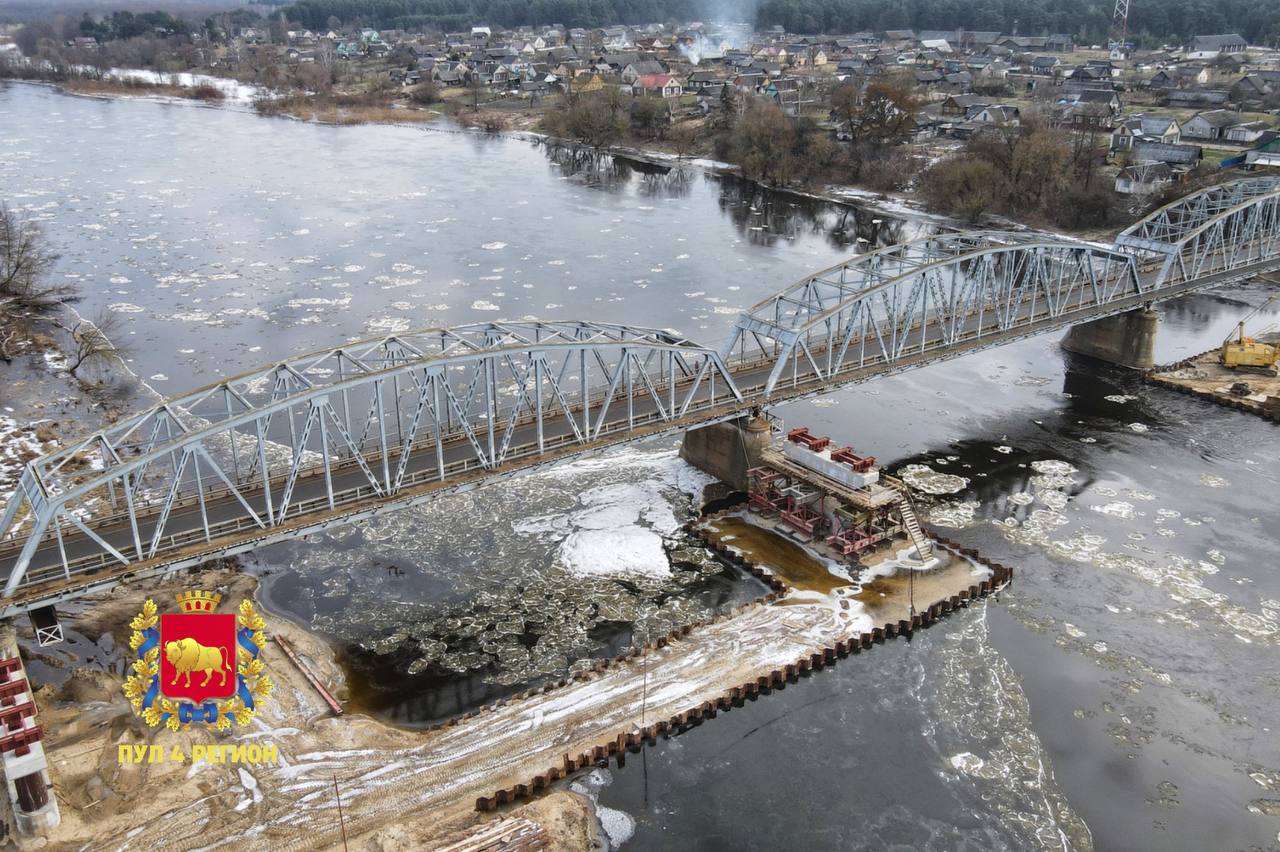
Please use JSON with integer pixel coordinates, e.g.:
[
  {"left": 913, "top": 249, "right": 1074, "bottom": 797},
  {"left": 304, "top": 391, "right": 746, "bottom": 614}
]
[{"left": 1221, "top": 297, "right": 1279, "bottom": 376}]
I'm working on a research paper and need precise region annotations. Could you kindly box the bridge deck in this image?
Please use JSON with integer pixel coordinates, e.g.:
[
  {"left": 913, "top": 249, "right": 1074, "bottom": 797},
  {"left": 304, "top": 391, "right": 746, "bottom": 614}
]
[{"left": 2, "top": 195, "right": 1278, "bottom": 616}]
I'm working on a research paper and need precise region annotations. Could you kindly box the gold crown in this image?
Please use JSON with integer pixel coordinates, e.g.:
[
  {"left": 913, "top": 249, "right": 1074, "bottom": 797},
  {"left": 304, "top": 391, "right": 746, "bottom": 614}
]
[{"left": 175, "top": 590, "right": 222, "bottom": 614}]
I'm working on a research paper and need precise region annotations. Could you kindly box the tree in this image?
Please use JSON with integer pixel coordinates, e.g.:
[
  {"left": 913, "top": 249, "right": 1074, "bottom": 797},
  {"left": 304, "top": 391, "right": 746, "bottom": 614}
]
[
  {"left": 921, "top": 157, "right": 1004, "bottom": 222},
  {"left": 64, "top": 313, "right": 127, "bottom": 377},
  {"left": 467, "top": 73, "right": 485, "bottom": 111},
  {"left": 669, "top": 122, "right": 698, "bottom": 157},
  {"left": 0, "top": 205, "right": 68, "bottom": 312},
  {"left": 733, "top": 101, "right": 797, "bottom": 186},
  {"left": 409, "top": 80, "right": 440, "bottom": 105},
  {"left": 830, "top": 81, "right": 860, "bottom": 151},
  {"left": 853, "top": 81, "right": 919, "bottom": 145},
  {"left": 629, "top": 97, "right": 670, "bottom": 141},
  {"left": 562, "top": 93, "right": 626, "bottom": 148}
]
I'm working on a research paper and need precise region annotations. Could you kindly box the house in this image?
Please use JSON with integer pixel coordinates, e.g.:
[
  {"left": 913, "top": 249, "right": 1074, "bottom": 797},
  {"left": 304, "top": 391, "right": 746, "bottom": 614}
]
[
  {"left": 1186, "top": 34, "right": 1248, "bottom": 59},
  {"left": 1232, "top": 74, "right": 1274, "bottom": 104},
  {"left": 971, "top": 104, "right": 1021, "bottom": 126},
  {"left": 1031, "top": 56, "right": 1061, "bottom": 75},
  {"left": 572, "top": 73, "right": 605, "bottom": 93},
  {"left": 1045, "top": 34, "right": 1075, "bottom": 52},
  {"left": 1131, "top": 141, "right": 1203, "bottom": 166},
  {"left": 940, "top": 94, "right": 988, "bottom": 117},
  {"left": 621, "top": 60, "right": 665, "bottom": 83},
  {"left": 1224, "top": 121, "right": 1272, "bottom": 144},
  {"left": 1167, "top": 89, "right": 1230, "bottom": 107},
  {"left": 1183, "top": 109, "right": 1243, "bottom": 140},
  {"left": 686, "top": 70, "right": 720, "bottom": 91},
  {"left": 1056, "top": 89, "right": 1122, "bottom": 127},
  {"left": 1111, "top": 115, "right": 1181, "bottom": 151},
  {"left": 632, "top": 74, "right": 682, "bottom": 98},
  {"left": 1115, "top": 161, "right": 1176, "bottom": 195},
  {"left": 1149, "top": 65, "right": 1209, "bottom": 88},
  {"left": 1244, "top": 135, "right": 1280, "bottom": 168}
]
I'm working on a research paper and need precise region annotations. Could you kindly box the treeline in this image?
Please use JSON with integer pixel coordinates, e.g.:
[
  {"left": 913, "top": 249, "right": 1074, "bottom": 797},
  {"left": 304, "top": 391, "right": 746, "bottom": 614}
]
[
  {"left": 284, "top": 0, "right": 719, "bottom": 32},
  {"left": 755, "top": 0, "right": 1280, "bottom": 46},
  {"left": 76, "top": 9, "right": 192, "bottom": 40},
  {"left": 282, "top": 0, "right": 1280, "bottom": 44}
]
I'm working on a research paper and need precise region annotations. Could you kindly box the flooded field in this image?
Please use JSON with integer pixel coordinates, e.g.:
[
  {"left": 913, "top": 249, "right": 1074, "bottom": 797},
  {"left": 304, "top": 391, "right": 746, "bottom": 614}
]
[{"left": 3, "top": 81, "right": 1280, "bottom": 850}]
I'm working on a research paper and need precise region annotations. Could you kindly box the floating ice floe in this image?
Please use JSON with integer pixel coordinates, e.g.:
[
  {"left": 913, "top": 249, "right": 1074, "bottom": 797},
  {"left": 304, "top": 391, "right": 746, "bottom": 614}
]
[{"left": 898, "top": 463, "right": 969, "bottom": 495}]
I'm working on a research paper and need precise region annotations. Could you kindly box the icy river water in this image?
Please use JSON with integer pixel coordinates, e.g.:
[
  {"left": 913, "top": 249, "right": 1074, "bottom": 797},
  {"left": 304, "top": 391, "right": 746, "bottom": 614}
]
[{"left": 3, "top": 81, "right": 1280, "bottom": 850}]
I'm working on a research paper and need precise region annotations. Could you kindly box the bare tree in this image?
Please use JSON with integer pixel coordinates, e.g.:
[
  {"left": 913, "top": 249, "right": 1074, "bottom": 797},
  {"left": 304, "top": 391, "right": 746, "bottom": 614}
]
[
  {"left": 669, "top": 122, "right": 698, "bottom": 157},
  {"left": 0, "top": 204, "right": 70, "bottom": 312},
  {"left": 0, "top": 327, "right": 17, "bottom": 363},
  {"left": 64, "top": 312, "right": 128, "bottom": 377}
]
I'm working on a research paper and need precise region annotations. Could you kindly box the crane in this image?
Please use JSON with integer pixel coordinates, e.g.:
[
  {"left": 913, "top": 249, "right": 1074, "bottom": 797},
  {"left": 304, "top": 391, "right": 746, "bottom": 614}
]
[{"left": 1221, "top": 296, "right": 1279, "bottom": 376}]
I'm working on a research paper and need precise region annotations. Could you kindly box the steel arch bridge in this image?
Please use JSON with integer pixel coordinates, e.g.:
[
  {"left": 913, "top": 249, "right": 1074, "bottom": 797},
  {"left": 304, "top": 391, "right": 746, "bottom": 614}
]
[
  {"left": 2, "top": 177, "right": 1280, "bottom": 614},
  {"left": 1116, "top": 176, "right": 1280, "bottom": 287}
]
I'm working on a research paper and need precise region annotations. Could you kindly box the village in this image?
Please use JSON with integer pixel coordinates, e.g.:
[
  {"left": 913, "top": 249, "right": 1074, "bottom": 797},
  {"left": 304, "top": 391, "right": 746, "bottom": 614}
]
[{"left": 6, "top": 16, "right": 1280, "bottom": 208}]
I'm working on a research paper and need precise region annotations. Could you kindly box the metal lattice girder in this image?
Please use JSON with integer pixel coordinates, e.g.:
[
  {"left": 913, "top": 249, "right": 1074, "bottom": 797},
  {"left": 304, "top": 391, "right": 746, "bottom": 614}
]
[
  {"left": 0, "top": 321, "right": 742, "bottom": 595},
  {"left": 721, "top": 231, "right": 1144, "bottom": 396},
  {"left": 1116, "top": 177, "right": 1280, "bottom": 287}
]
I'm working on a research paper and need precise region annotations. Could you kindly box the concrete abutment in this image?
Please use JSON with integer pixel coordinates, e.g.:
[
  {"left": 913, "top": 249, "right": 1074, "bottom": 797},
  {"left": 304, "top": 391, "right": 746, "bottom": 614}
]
[
  {"left": 678, "top": 414, "right": 771, "bottom": 491},
  {"left": 1060, "top": 307, "right": 1159, "bottom": 370}
]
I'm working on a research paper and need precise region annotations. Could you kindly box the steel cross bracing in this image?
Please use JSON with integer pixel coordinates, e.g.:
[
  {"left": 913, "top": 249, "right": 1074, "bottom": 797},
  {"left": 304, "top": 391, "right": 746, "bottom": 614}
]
[
  {"left": 0, "top": 321, "right": 743, "bottom": 600},
  {"left": 1115, "top": 176, "right": 1280, "bottom": 287},
  {"left": 3, "top": 177, "right": 1280, "bottom": 613},
  {"left": 722, "top": 231, "right": 1145, "bottom": 396}
]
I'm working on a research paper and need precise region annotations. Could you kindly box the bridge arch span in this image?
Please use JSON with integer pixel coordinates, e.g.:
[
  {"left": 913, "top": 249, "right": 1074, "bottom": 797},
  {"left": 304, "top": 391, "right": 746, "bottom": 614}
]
[
  {"left": 721, "top": 232, "right": 1143, "bottom": 397},
  {"left": 1117, "top": 176, "right": 1280, "bottom": 286},
  {"left": 0, "top": 320, "right": 743, "bottom": 597}
]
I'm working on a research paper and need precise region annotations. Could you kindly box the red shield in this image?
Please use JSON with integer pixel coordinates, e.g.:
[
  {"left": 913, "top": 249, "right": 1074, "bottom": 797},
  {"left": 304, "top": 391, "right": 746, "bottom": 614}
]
[{"left": 159, "top": 613, "right": 237, "bottom": 702}]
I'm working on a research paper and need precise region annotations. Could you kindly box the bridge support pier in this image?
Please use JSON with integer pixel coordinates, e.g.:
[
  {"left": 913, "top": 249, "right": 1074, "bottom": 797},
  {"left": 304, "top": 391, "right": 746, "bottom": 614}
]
[
  {"left": 679, "top": 415, "right": 771, "bottom": 492},
  {"left": 1060, "top": 308, "right": 1159, "bottom": 370}
]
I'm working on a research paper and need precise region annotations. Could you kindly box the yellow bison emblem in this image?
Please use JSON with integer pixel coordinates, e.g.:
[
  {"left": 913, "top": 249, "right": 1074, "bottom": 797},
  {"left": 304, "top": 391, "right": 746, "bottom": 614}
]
[{"left": 164, "top": 638, "right": 233, "bottom": 688}]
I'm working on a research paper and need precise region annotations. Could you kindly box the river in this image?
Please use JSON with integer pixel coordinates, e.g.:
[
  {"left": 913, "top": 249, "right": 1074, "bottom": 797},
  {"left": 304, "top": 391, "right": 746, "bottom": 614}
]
[{"left": 2, "top": 81, "right": 1279, "bottom": 851}]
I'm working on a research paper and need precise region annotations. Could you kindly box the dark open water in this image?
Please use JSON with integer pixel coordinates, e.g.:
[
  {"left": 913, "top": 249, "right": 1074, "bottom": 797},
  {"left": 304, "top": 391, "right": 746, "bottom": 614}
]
[{"left": 2, "top": 81, "right": 1279, "bottom": 850}]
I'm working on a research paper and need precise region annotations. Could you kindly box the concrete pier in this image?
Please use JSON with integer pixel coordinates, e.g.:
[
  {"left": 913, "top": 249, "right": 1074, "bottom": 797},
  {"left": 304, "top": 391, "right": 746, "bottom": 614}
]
[
  {"left": 679, "top": 415, "right": 771, "bottom": 491},
  {"left": 1060, "top": 308, "right": 1159, "bottom": 369}
]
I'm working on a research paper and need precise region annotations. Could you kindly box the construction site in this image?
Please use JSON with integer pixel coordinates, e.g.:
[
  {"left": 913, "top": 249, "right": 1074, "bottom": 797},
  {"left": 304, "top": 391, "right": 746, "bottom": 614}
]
[
  {"left": 1146, "top": 299, "right": 1280, "bottom": 421},
  {"left": 0, "top": 423, "right": 1006, "bottom": 850}
]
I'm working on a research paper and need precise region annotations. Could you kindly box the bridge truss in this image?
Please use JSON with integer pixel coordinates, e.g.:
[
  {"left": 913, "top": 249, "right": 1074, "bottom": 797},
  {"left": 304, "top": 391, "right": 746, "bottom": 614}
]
[
  {"left": 3, "top": 178, "right": 1280, "bottom": 611},
  {"left": 722, "top": 231, "right": 1145, "bottom": 396},
  {"left": 0, "top": 321, "right": 741, "bottom": 596},
  {"left": 1116, "top": 176, "right": 1280, "bottom": 286}
]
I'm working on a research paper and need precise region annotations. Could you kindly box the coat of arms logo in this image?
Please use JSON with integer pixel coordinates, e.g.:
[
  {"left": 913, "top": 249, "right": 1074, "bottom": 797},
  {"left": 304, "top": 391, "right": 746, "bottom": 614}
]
[{"left": 123, "top": 591, "right": 273, "bottom": 731}]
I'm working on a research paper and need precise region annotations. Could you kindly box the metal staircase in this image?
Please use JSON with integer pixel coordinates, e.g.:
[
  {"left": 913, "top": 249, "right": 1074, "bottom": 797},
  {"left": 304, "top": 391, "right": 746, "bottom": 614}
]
[{"left": 890, "top": 486, "right": 933, "bottom": 561}]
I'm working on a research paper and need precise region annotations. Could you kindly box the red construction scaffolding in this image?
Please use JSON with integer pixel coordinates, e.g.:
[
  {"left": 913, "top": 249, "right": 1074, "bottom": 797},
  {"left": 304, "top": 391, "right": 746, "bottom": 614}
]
[
  {"left": 780, "top": 495, "right": 826, "bottom": 536},
  {"left": 786, "top": 427, "right": 829, "bottom": 451},
  {"left": 830, "top": 447, "right": 876, "bottom": 473},
  {"left": 747, "top": 467, "right": 788, "bottom": 514}
]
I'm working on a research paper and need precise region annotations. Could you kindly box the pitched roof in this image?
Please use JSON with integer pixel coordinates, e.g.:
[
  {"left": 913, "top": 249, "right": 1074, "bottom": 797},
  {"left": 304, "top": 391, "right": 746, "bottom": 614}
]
[
  {"left": 1190, "top": 109, "right": 1242, "bottom": 127},
  {"left": 635, "top": 73, "right": 678, "bottom": 88},
  {"left": 1132, "top": 141, "right": 1202, "bottom": 164},
  {"left": 1189, "top": 33, "right": 1247, "bottom": 50}
]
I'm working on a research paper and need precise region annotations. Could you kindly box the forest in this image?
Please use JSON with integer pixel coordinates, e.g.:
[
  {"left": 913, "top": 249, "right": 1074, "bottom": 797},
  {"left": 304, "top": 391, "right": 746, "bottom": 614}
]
[{"left": 282, "top": 0, "right": 1280, "bottom": 45}]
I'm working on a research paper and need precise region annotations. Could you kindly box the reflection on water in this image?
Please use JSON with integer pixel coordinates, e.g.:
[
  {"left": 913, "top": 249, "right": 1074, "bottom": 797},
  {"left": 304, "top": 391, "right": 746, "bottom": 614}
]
[
  {"left": 5, "top": 82, "right": 1280, "bottom": 850},
  {"left": 715, "top": 174, "right": 910, "bottom": 251}
]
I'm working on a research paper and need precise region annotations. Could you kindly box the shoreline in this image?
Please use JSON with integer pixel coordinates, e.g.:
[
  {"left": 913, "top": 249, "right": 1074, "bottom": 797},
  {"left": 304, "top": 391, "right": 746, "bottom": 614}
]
[
  {"left": 3, "top": 75, "right": 951, "bottom": 230},
  {"left": 21, "top": 507, "right": 1007, "bottom": 849}
]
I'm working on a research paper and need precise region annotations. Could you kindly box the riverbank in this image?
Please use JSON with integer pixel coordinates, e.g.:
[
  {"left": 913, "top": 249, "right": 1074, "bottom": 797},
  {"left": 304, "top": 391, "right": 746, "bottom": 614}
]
[{"left": 22, "top": 511, "right": 1002, "bottom": 850}]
